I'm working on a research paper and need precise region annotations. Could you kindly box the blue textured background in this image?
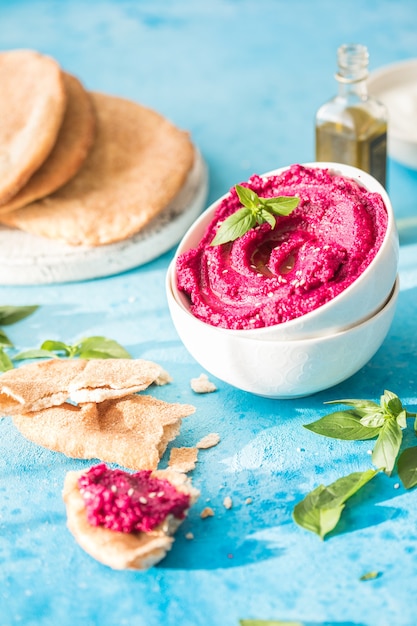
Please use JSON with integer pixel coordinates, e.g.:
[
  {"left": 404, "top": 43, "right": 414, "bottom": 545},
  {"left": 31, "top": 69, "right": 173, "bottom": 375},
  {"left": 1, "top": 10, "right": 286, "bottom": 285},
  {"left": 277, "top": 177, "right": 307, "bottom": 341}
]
[{"left": 1, "top": 1, "right": 417, "bottom": 625}]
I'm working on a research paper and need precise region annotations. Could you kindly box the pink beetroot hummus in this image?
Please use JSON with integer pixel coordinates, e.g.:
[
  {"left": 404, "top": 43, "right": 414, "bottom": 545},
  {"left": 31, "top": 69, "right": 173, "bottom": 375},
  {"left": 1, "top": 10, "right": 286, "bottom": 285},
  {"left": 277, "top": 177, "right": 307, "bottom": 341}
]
[
  {"left": 78, "top": 463, "right": 190, "bottom": 533},
  {"left": 176, "top": 164, "right": 388, "bottom": 330}
]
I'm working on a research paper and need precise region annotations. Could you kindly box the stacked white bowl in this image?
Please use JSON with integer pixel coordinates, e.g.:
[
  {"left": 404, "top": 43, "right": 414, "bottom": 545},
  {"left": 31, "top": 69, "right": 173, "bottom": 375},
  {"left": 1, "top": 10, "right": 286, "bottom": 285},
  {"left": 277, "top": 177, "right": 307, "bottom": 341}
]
[{"left": 166, "top": 163, "right": 399, "bottom": 398}]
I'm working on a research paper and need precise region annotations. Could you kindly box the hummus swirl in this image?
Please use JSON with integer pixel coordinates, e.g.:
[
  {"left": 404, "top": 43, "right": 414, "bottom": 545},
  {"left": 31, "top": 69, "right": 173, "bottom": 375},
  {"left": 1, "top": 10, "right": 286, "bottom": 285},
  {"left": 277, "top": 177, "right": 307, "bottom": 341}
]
[{"left": 176, "top": 165, "right": 388, "bottom": 330}]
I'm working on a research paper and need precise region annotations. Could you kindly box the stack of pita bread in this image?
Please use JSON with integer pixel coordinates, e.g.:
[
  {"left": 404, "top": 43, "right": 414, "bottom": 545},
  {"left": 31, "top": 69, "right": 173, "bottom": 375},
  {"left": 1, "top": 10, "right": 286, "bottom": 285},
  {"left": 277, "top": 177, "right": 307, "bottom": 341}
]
[
  {"left": 1, "top": 357, "right": 199, "bottom": 569},
  {"left": 0, "top": 49, "right": 196, "bottom": 246}
]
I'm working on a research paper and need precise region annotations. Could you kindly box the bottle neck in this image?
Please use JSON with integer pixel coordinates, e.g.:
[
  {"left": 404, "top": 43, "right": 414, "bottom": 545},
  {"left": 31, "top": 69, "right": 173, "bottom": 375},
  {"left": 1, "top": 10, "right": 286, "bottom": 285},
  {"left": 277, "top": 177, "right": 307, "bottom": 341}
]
[
  {"left": 335, "top": 43, "right": 369, "bottom": 100},
  {"left": 336, "top": 73, "right": 369, "bottom": 100}
]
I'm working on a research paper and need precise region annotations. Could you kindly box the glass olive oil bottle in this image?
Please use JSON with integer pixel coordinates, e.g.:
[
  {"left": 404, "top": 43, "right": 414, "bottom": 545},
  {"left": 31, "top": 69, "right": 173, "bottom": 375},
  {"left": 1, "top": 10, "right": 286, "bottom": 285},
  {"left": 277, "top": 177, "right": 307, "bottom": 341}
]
[{"left": 315, "top": 43, "right": 387, "bottom": 187}]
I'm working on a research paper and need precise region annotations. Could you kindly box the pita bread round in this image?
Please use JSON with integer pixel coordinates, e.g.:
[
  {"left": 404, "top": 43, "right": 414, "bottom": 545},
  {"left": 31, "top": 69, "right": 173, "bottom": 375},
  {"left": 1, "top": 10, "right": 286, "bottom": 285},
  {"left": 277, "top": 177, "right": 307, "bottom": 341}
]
[
  {"left": 1, "top": 92, "right": 195, "bottom": 246},
  {"left": 0, "top": 73, "right": 95, "bottom": 214},
  {"left": 0, "top": 49, "right": 66, "bottom": 204}
]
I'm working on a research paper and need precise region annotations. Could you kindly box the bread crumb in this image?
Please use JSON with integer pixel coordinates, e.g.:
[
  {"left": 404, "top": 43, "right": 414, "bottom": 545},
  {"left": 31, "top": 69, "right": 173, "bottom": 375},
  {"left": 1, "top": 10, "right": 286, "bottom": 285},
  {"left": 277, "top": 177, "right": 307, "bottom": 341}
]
[
  {"left": 196, "top": 432, "right": 220, "bottom": 449},
  {"left": 223, "top": 496, "right": 232, "bottom": 510},
  {"left": 245, "top": 497, "right": 252, "bottom": 505},
  {"left": 154, "top": 368, "right": 173, "bottom": 386},
  {"left": 190, "top": 373, "right": 217, "bottom": 394},
  {"left": 168, "top": 447, "right": 198, "bottom": 473},
  {"left": 185, "top": 532, "right": 194, "bottom": 540},
  {"left": 200, "top": 506, "right": 215, "bottom": 519}
]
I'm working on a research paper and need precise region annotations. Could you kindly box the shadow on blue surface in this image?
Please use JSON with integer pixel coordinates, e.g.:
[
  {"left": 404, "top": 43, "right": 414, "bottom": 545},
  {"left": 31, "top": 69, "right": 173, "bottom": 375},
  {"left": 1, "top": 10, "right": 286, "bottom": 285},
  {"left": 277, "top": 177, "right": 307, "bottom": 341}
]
[{"left": 158, "top": 472, "right": 403, "bottom": 570}]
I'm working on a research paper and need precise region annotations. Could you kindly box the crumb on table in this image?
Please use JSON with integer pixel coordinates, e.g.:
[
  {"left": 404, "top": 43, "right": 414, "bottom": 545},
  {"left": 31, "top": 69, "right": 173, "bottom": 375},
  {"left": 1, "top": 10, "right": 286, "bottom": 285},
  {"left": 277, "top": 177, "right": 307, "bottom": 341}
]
[
  {"left": 200, "top": 506, "right": 215, "bottom": 519},
  {"left": 190, "top": 373, "right": 217, "bottom": 393},
  {"left": 196, "top": 432, "right": 220, "bottom": 449}
]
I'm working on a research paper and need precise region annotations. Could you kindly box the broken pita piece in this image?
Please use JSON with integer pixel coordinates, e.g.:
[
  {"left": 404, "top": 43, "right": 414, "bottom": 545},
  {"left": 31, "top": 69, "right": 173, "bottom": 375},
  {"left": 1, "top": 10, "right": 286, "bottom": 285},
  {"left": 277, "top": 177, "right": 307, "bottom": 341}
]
[
  {"left": 13, "top": 394, "right": 195, "bottom": 470},
  {"left": 168, "top": 447, "right": 199, "bottom": 473},
  {"left": 0, "top": 358, "right": 166, "bottom": 416},
  {"left": 196, "top": 432, "right": 220, "bottom": 449},
  {"left": 63, "top": 466, "right": 199, "bottom": 570}
]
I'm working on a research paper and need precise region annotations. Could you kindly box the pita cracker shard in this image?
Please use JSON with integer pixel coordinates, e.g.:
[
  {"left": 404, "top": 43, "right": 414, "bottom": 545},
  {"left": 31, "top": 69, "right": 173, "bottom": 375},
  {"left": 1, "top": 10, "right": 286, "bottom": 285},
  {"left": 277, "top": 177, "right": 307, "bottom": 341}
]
[
  {"left": 13, "top": 394, "right": 195, "bottom": 470},
  {"left": 168, "top": 447, "right": 199, "bottom": 473},
  {"left": 0, "top": 358, "right": 165, "bottom": 416},
  {"left": 63, "top": 467, "right": 199, "bottom": 570}
]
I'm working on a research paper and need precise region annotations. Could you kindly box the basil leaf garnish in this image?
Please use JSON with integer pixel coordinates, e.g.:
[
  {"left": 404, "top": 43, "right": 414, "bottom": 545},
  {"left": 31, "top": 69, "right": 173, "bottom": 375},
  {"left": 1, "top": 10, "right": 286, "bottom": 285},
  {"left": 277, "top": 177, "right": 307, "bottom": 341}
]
[
  {"left": 372, "top": 418, "right": 403, "bottom": 475},
  {"left": 0, "top": 329, "right": 13, "bottom": 348},
  {"left": 0, "top": 305, "right": 38, "bottom": 326},
  {"left": 397, "top": 447, "right": 417, "bottom": 489},
  {"left": 74, "top": 336, "right": 131, "bottom": 359},
  {"left": 293, "top": 469, "right": 379, "bottom": 539},
  {"left": 304, "top": 411, "right": 381, "bottom": 440},
  {"left": 211, "top": 184, "right": 299, "bottom": 245},
  {"left": 240, "top": 622, "right": 304, "bottom": 626},
  {"left": 211, "top": 207, "right": 255, "bottom": 246},
  {"left": 13, "top": 349, "right": 58, "bottom": 361},
  {"left": 0, "top": 348, "right": 14, "bottom": 372}
]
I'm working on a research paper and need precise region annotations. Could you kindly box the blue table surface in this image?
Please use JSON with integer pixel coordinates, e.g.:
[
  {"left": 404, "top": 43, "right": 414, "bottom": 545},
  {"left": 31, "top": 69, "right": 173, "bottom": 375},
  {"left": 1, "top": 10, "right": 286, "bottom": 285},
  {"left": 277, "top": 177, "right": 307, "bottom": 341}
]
[{"left": 1, "top": 1, "right": 417, "bottom": 625}]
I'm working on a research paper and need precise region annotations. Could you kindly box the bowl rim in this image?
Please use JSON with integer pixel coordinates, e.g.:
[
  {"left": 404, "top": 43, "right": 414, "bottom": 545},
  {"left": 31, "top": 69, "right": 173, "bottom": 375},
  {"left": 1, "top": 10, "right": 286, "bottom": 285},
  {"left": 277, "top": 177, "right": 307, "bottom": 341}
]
[
  {"left": 167, "top": 266, "right": 399, "bottom": 346},
  {"left": 170, "top": 161, "right": 398, "bottom": 337}
]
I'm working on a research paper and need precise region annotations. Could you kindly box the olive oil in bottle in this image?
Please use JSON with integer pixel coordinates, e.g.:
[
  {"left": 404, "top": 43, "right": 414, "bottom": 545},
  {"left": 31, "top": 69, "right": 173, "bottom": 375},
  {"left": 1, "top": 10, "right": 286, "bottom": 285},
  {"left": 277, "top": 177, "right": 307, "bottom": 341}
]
[{"left": 315, "top": 43, "right": 387, "bottom": 187}]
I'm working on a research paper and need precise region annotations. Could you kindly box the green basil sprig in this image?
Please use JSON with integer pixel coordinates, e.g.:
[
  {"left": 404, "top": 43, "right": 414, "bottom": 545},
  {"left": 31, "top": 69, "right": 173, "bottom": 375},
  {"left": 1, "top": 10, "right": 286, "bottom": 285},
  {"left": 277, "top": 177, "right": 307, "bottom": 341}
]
[
  {"left": 14, "top": 336, "right": 131, "bottom": 361},
  {"left": 240, "top": 622, "right": 304, "bottom": 626},
  {"left": 292, "top": 469, "right": 379, "bottom": 540},
  {"left": 360, "top": 571, "right": 381, "bottom": 581},
  {"left": 0, "top": 305, "right": 39, "bottom": 372},
  {"left": 397, "top": 447, "right": 417, "bottom": 489},
  {"left": 210, "top": 185, "right": 299, "bottom": 246},
  {"left": 304, "top": 390, "right": 415, "bottom": 477}
]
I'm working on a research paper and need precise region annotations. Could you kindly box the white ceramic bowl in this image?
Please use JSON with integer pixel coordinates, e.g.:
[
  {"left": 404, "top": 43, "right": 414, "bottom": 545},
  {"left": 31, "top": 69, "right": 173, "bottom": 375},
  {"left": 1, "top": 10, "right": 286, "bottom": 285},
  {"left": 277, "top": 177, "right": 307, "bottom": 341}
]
[
  {"left": 368, "top": 58, "right": 417, "bottom": 169},
  {"left": 166, "top": 271, "right": 399, "bottom": 399},
  {"left": 172, "top": 162, "right": 398, "bottom": 340}
]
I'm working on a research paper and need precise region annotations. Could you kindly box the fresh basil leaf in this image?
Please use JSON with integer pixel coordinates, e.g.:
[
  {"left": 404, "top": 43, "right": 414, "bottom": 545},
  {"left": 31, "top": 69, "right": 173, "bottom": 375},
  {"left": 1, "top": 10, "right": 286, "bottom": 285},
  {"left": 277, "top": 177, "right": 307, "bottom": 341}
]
[
  {"left": 325, "top": 398, "right": 380, "bottom": 411},
  {"left": 0, "top": 348, "right": 14, "bottom": 372},
  {"left": 293, "top": 469, "right": 378, "bottom": 539},
  {"left": 381, "top": 390, "right": 404, "bottom": 417},
  {"left": 360, "top": 571, "right": 381, "bottom": 581},
  {"left": 293, "top": 484, "right": 345, "bottom": 539},
  {"left": 211, "top": 207, "right": 255, "bottom": 246},
  {"left": 263, "top": 196, "right": 300, "bottom": 215},
  {"left": 41, "top": 340, "right": 72, "bottom": 355},
  {"left": 235, "top": 184, "right": 259, "bottom": 210},
  {"left": 0, "top": 329, "right": 13, "bottom": 348},
  {"left": 74, "top": 336, "right": 131, "bottom": 359},
  {"left": 240, "top": 621, "right": 304, "bottom": 626},
  {"left": 258, "top": 209, "right": 276, "bottom": 228},
  {"left": 320, "top": 469, "right": 379, "bottom": 506},
  {"left": 304, "top": 411, "right": 381, "bottom": 440},
  {"left": 359, "top": 413, "right": 386, "bottom": 428},
  {"left": 396, "top": 409, "right": 407, "bottom": 429},
  {"left": 397, "top": 447, "right": 417, "bottom": 489},
  {"left": 372, "top": 418, "right": 403, "bottom": 475},
  {"left": 0, "top": 305, "right": 38, "bottom": 325},
  {"left": 13, "top": 349, "right": 58, "bottom": 361}
]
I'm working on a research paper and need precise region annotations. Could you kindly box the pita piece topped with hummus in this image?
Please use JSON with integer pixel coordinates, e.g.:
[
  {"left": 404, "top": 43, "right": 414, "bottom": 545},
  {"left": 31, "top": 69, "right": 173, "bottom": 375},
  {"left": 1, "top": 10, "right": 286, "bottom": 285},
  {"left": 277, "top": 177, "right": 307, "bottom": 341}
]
[
  {"left": 13, "top": 394, "right": 195, "bottom": 470},
  {"left": 0, "top": 73, "right": 96, "bottom": 214},
  {"left": 0, "top": 49, "right": 66, "bottom": 204},
  {"left": 0, "top": 358, "right": 165, "bottom": 416},
  {"left": 63, "top": 466, "right": 199, "bottom": 570},
  {"left": 1, "top": 92, "right": 195, "bottom": 246}
]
